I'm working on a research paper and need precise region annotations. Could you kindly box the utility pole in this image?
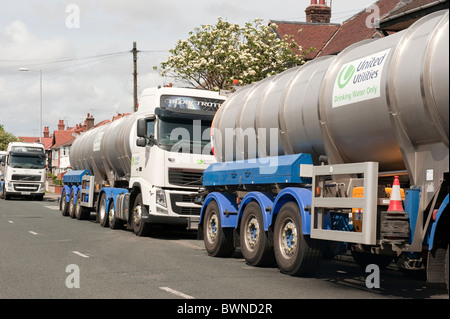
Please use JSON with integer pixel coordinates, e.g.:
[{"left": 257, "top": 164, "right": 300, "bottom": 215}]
[{"left": 132, "top": 41, "right": 138, "bottom": 112}]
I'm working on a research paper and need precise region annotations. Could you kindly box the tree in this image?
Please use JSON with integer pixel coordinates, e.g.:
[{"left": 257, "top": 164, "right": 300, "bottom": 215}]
[
  {"left": 154, "top": 18, "right": 309, "bottom": 91},
  {"left": 0, "top": 125, "right": 20, "bottom": 151}
]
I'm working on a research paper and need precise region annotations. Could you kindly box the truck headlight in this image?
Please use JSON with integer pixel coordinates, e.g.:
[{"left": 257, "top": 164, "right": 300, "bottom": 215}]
[{"left": 156, "top": 189, "right": 167, "bottom": 208}]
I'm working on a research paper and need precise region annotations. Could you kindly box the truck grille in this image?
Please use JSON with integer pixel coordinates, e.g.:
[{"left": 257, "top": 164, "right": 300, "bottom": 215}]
[
  {"left": 13, "top": 183, "right": 40, "bottom": 191},
  {"left": 169, "top": 194, "right": 201, "bottom": 216},
  {"left": 11, "top": 174, "right": 41, "bottom": 181},
  {"left": 168, "top": 168, "right": 203, "bottom": 187}
]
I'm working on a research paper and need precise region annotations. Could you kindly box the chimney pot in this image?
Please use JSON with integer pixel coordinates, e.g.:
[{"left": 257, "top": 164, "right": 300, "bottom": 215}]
[
  {"left": 86, "top": 113, "right": 95, "bottom": 130},
  {"left": 306, "top": 0, "right": 331, "bottom": 23},
  {"left": 58, "top": 120, "right": 65, "bottom": 131}
]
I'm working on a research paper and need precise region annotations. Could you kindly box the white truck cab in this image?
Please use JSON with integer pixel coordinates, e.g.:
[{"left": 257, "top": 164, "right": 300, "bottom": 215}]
[{"left": 1, "top": 142, "right": 46, "bottom": 200}]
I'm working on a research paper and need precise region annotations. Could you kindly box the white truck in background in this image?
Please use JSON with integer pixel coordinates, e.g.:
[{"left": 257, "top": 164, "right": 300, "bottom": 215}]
[{"left": 0, "top": 142, "right": 46, "bottom": 200}]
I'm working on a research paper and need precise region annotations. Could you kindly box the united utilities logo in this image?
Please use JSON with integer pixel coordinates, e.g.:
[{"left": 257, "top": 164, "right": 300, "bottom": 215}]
[
  {"left": 337, "top": 64, "right": 355, "bottom": 89},
  {"left": 332, "top": 48, "right": 391, "bottom": 108}
]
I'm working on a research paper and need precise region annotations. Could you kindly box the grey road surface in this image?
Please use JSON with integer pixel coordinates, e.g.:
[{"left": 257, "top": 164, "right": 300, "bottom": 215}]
[{"left": 0, "top": 195, "right": 448, "bottom": 302}]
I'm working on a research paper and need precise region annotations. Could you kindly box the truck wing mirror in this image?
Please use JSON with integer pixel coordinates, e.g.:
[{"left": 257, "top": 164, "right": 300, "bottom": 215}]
[
  {"left": 136, "top": 137, "right": 146, "bottom": 147},
  {"left": 136, "top": 134, "right": 156, "bottom": 148},
  {"left": 137, "top": 118, "right": 147, "bottom": 138}
]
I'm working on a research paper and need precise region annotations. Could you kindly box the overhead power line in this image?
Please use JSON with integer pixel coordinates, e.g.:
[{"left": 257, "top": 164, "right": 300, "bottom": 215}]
[{"left": 0, "top": 51, "right": 129, "bottom": 64}]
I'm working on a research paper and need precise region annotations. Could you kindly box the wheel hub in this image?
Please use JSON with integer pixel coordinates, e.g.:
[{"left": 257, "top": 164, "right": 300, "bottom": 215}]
[
  {"left": 133, "top": 205, "right": 142, "bottom": 225},
  {"left": 207, "top": 214, "right": 218, "bottom": 242},
  {"left": 245, "top": 217, "right": 260, "bottom": 249},
  {"left": 108, "top": 206, "right": 115, "bottom": 224},
  {"left": 281, "top": 221, "right": 297, "bottom": 257}
]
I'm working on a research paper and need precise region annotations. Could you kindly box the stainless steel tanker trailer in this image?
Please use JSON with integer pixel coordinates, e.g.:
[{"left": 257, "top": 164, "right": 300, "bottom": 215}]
[
  {"left": 198, "top": 10, "right": 449, "bottom": 290},
  {"left": 60, "top": 86, "right": 226, "bottom": 236}
]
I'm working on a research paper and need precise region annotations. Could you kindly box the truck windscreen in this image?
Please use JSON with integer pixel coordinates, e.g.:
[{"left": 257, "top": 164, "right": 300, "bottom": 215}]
[
  {"left": 158, "top": 118, "right": 212, "bottom": 155},
  {"left": 9, "top": 154, "right": 46, "bottom": 169}
]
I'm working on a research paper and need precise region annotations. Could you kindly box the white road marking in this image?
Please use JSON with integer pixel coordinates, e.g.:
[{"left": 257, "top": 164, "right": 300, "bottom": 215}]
[
  {"left": 72, "top": 251, "right": 90, "bottom": 258},
  {"left": 8, "top": 221, "right": 14, "bottom": 224},
  {"left": 159, "top": 287, "right": 195, "bottom": 299},
  {"left": 29, "top": 231, "right": 39, "bottom": 235},
  {"left": 44, "top": 206, "right": 60, "bottom": 211}
]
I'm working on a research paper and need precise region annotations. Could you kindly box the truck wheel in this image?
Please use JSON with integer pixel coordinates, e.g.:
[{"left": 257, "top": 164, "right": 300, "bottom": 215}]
[
  {"left": 240, "top": 201, "right": 274, "bottom": 266},
  {"left": 60, "top": 189, "right": 69, "bottom": 216},
  {"left": 108, "top": 200, "right": 123, "bottom": 229},
  {"left": 274, "top": 202, "right": 322, "bottom": 276},
  {"left": 203, "top": 200, "right": 235, "bottom": 257},
  {"left": 132, "top": 193, "right": 151, "bottom": 236},
  {"left": 68, "top": 189, "right": 76, "bottom": 218},
  {"left": 75, "top": 193, "right": 89, "bottom": 220},
  {"left": 98, "top": 193, "right": 109, "bottom": 227},
  {"left": 3, "top": 188, "right": 10, "bottom": 200}
]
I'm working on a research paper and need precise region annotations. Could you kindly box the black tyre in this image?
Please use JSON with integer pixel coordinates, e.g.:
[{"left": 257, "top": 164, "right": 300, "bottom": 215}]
[
  {"left": 75, "top": 193, "right": 90, "bottom": 220},
  {"left": 240, "top": 201, "right": 274, "bottom": 266},
  {"left": 132, "top": 193, "right": 151, "bottom": 236},
  {"left": 109, "top": 200, "right": 124, "bottom": 230},
  {"left": 274, "top": 202, "right": 322, "bottom": 276},
  {"left": 60, "top": 189, "right": 69, "bottom": 216},
  {"left": 203, "top": 200, "right": 235, "bottom": 257},
  {"left": 68, "top": 189, "right": 76, "bottom": 218},
  {"left": 3, "top": 187, "right": 10, "bottom": 200},
  {"left": 98, "top": 193, "right": 109, "bottom": 227}
]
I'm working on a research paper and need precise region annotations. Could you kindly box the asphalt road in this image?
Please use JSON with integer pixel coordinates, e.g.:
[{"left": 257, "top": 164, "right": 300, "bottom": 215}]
[{"left": 0, "top": 195, "right": 448, "bottom": 303}]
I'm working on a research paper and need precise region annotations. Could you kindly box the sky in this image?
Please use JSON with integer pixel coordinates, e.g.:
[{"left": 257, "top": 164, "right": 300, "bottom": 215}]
[{"left": 0, "top": 0, "right": 375, "bottom": 138}]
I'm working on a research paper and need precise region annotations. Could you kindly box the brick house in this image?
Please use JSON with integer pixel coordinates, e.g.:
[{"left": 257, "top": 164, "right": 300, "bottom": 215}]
[
  {"left": 51, "top": 120, "right": 79, "bottom": 177},
  {"left": 271, "top": 0, "right": 448, "bottom": 60}
]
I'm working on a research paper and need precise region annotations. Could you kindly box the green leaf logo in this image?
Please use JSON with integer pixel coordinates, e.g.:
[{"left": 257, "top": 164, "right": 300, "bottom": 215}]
[{"left": 337, "top": 64, "right": 355, "bottom": 89}]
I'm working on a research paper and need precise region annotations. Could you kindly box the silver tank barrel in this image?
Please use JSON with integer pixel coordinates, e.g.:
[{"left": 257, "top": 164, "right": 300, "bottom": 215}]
[
  {"left": 69, "top": 113, "right": 139, "bottom": 185},
  {"left": 211, "top": 10, "right": 449, "bottom": 173}
]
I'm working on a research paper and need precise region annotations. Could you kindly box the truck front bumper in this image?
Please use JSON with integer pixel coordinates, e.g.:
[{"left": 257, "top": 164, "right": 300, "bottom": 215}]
[{"left": 4, "top": 181, "right": 45, "bottom": 197}]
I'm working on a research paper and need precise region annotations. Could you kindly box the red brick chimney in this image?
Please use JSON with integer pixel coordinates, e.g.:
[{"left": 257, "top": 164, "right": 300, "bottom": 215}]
[
  {"left": 58, "top": 120, "right": 65, "bottom": 131},
  {"left": 43, "top": 126, "right": 50, "bottom": 138},
  {"left": 306, "top": 0, "right": 331, "bottom": 23},
  {"left": 86, "top": 113, "right": 95, "bottom": 131}
]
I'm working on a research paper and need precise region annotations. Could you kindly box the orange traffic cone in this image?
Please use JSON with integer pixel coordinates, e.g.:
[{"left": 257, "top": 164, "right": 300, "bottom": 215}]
[{"left": 387, "top": 176, "right": 404, "bottom": 212}]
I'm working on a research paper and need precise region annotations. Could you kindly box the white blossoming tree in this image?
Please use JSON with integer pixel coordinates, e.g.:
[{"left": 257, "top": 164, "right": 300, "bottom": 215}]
[{"left": 154, "top": 18, "right": 309, "bottom": 90}]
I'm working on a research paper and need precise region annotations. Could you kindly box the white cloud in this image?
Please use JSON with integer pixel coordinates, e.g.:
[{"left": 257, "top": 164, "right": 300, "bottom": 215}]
[
  {"left": 0, "top": 19, "right": 132, "bottom": 136},
  {"left": 2, "top": 20, "right": 73, "bottom": 60}
]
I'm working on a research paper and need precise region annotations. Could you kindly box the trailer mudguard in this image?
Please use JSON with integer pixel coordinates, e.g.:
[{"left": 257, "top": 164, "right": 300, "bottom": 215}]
[
  {"left": 99, "top": 187, "right": 129, "bottom": 210},
  {"left": 61, "top": 185, "right": 71, "bottom": 204},
  {"left": 238, "top": 192, "right": 275, "bottom": 231},
  {"left": 200, "top": 192, "right": 238, "bottom": 228},
  {"left": 428, "top": 194, "right": 449, "bottom": 250},
  {"left": 272, "top": 187, "right": 313, "bottom": 235},
  {"left": 69, "top": 185, "right": 79, "bottom": 204}
]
